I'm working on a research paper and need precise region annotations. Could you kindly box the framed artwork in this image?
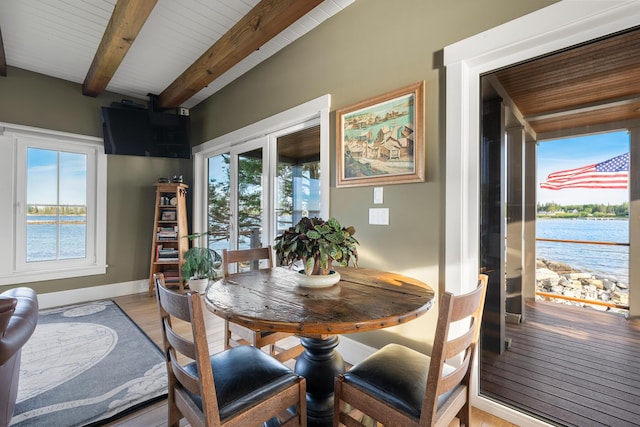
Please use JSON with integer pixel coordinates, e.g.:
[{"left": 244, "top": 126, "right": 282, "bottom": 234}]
[
  {"left": 336, "top": 81, "right": 425, "bottom": 187},
  {"left": 161, "top": 210, "right": 176, "bottom": 221}
]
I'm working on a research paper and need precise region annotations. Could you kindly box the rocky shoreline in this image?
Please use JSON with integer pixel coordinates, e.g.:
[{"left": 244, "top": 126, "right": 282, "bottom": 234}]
[{"left": 536, "top": 258, "right": 629, "bottom": 316}]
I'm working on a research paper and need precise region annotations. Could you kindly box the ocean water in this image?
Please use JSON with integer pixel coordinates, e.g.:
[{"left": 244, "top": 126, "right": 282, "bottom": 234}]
[
  {"left": 536, "top": 218, "right": 629, "bottom": 284},
  {"left": 26, "top": 216, "right": 86, "bottom": 261}
]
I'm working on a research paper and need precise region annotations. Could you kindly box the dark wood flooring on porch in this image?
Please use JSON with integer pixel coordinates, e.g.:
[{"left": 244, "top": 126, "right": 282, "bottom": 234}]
[{"left": 481, "top": 300, "right": 640, "bottom": 427}]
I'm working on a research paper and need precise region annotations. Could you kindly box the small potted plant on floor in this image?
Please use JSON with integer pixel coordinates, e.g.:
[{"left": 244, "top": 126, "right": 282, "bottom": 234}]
[
  {"left": 182, "top": 232, "right": 222, "bottom": 293},
  {"left": 274, "top": 217, "right": 358, "bottom": 287}
]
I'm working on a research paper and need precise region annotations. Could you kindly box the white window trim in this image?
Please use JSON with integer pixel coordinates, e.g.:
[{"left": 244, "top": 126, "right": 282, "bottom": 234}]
[
  {"left": 192, "top": 95, "right": 331, "bottom": 243},
  {"left": 443, "top": 1, "right": 640, "bottom": 426},
  {"left": 0, "top": 122, "right": 107, "bottom": 285}
]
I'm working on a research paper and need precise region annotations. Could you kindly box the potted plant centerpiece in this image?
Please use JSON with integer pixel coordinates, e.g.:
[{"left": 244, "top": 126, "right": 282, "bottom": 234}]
[
  {"left": 274, "top": 217, "right": 358, "bottom": 287},
  {"left": 182, "top": 232, "right": 222, "bottom": 293}
]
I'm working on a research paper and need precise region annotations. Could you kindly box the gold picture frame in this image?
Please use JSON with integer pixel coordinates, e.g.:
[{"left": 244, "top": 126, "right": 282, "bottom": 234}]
[{"left": 336, "top": 81, "right": 425, "bottom": 187}]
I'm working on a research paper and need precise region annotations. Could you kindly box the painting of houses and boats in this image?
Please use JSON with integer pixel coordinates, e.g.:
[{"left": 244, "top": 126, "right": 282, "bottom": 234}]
[{"left": 336, "top": 81, "right": 425, "bottom": 187}]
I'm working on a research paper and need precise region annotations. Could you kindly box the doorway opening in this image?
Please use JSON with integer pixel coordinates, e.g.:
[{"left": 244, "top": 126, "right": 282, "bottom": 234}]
[
  {"left": 443, "top": 2, "right": 640, "bottom": 425},
  {"left": 478, "top": 28, "right": 640, "bottom": 426}
]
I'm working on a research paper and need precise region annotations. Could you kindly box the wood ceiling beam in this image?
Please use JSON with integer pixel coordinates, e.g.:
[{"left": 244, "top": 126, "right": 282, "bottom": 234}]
[
  {"left": 0, "top": 27, "right": 7, "bottom": 77},
  {"left": 82, "top": 0, "right": 158, "bottom": 97},
  {"left": 156, "top": 0, "right": 323, "bottom": 109}
]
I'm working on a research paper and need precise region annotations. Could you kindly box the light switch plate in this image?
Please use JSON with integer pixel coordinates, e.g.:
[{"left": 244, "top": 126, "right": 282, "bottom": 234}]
[
  {"left": 369, "top": 208, "right": 389, "bottom": 225},
  {"left": 373, "top": 187, "right": 383, "bottom": 204}
]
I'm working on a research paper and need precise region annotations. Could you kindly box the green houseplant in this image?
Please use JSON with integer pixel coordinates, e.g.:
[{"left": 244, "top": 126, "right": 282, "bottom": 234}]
[
  {"left": 182, "top": 232, "right": 222, "bottom": 292},
  {"left": 274, "top": 217, "right": 358, "bottom": 276}
]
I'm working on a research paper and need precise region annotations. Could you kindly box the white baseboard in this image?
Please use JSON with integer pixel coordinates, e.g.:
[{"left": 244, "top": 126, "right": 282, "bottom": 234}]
[{"left": 37, "top": 279, "right": 148, "bottom": 309}]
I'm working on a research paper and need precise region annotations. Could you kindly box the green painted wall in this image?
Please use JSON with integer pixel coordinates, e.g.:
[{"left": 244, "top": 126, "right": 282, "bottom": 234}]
[
  {"left": 190, "top": 0, "right": 557, "bottom": 351},
  {"left": 0, "top": 67, "right": 192, "bottom": 294},
  {"left": 0, "top": 0, "right": 557, "bottom": 349}
]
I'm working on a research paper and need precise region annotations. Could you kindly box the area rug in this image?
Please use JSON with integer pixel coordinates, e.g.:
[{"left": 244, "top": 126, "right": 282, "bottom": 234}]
[{"left": 10, "top": 300, "right": 168, "bottom": 426}]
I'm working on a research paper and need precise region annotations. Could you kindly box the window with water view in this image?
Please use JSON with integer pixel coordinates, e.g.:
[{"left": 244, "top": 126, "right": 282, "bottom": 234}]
[
  {"left": 0, "top": 123, "right": 106, "bottom": 285},
  {"left": 26, "top": 147, "right": 88, "bottom": 262}
]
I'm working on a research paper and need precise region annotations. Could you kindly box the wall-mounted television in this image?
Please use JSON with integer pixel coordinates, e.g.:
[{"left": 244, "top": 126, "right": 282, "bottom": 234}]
[{"left": 101, "top": 104, "right": 191, "bottom": 159}]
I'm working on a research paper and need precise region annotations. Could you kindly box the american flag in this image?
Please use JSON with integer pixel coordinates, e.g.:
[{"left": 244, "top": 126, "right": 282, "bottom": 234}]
[{"left": 540, "top": 152, "right": 629, "bottom": 190}]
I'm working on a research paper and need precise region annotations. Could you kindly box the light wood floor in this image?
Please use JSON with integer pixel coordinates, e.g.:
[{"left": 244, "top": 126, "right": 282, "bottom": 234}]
[{"left": 109, "top": 292, "right": 516, "bottom": 427}]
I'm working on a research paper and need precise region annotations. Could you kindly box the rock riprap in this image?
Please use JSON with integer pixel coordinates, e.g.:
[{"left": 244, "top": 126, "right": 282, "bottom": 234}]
[{"left": 536, "top": 258, "right": 629, "bottom": 315}]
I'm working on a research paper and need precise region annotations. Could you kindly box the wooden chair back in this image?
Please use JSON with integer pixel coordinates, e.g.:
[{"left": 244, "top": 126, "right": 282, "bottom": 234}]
[
  {"left": 333, "top": 274, "right": 488, "bottom": 427},
  {"left": 154, "top": 273, "right": 220, "bottom": 427},
  {"left": 421, "top": 273, "right": 488, "bottom": 426},
  {"left": 154, "top": 272, "right": 307, "bottom": 427},
  {"left": 222, "top": 246, "right": 273, "bottom": 277},
  {"left": 220, "top": 246, "right": 303, "bottom": 362}
]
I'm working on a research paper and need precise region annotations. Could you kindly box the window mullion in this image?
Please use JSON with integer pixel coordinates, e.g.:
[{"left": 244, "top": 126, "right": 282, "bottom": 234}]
[{"left": 56, "top": 151, "right": 61, "bottom": 260}]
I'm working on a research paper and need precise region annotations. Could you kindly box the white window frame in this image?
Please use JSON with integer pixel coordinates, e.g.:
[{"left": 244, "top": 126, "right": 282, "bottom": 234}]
[
  {"left": 192, "top": 95, "right": 331, "bottom": 247},
  {"left": 0, "top": 122, "right": 107, "bottom": 285}
]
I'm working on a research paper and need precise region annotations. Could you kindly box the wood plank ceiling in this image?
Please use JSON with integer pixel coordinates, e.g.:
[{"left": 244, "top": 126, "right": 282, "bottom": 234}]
[
  {"left": 491, "top": 27, "right": 640, "bottom": 137},
  {"left": 0, "top": 0, "right": 351, "bottom": 109}
]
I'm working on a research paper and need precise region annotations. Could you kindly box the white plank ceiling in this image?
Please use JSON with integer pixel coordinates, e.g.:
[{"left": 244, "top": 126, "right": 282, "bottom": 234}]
[{"left": 0, "top": 0, "right": 354, "bottom": 108}]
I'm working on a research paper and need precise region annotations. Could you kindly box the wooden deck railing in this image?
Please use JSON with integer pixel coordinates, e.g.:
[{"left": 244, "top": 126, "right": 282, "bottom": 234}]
[{"left": 536, "top": 237, "right": 629, "bottom": 247}]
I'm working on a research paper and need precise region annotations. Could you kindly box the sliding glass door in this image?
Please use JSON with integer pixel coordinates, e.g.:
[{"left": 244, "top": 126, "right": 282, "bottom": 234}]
[
  {"left": 193, "top": 95, "right": 331, "bottom": 272},
  {"left": 236, "top": 144, "right": 266, "bottom": 250},
  {"left": 274, "top": 125, "right": 321, "bottom": 237},
  {"left": 202, "top": 125, "right": 324, "bottom": 274},
  {"left": 206, "top": 137, "right": 268, "bottom": 263}
]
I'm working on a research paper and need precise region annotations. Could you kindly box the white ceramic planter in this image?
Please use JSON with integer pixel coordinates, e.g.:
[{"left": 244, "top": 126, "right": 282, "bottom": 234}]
[
  {"left": 188, "top": 278, "right": 209, "bottom": 294},
  {"left": 295, "top": 270, "right": 341, "bottom": 288}
]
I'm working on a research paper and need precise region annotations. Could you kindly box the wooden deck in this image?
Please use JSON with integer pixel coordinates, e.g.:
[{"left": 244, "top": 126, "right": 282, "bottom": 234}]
[{"left": 480, "top": 300, "right": 640, "bottom": 427}]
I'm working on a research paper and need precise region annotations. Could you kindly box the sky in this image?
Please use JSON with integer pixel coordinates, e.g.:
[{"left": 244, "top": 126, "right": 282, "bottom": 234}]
[
  {"left": 27, "top": 148, "right": 87, "bottom": 206},
  {"left": 537, "top": 130, "right": 630, "bottom": 206}
]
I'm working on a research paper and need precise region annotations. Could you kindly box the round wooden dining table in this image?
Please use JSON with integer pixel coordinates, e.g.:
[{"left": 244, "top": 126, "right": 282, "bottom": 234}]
[{"left": 204, "top": 266, "right": 435, "bottom": 427}]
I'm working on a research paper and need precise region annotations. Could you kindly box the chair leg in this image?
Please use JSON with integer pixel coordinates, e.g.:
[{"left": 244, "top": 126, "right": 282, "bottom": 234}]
[
  {"left": 457, "top": 402, "right": 472, "bottom": 427},
  {"left": 299, "top": 378, "right": 308, "bottom": 427},
  {"left": 334, "top": 376, "right": 343, "bottom": 427},
  {"left": 224, "top": 319, "right": 232, "bottom": 350},
  {"left": 167, "top": 390, "right": 181, "bottom": 427}
]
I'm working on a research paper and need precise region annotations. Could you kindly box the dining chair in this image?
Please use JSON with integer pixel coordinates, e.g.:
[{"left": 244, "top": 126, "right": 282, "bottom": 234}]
[
  {"left": 222, "top": 246, "right": 304, "bottom": 363},
  {"left": 333, "top": 274, "right": 489, "bottom": 427},
  {"left": 153, "top": 273, "right": 307, "bottom": 427}
]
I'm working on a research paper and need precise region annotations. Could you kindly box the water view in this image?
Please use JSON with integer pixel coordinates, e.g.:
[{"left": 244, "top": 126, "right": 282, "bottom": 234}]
[
  {"left": 536, "top": 218, "right": 629, "bottom": 284},
  {"left": 26, "top": 215, "right": 86, "bottom": 261}
]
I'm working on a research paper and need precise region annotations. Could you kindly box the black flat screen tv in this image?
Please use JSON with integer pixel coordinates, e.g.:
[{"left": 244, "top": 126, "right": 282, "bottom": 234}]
[{"left": 101, "top": 106, "right": 191, "bottom": 159}]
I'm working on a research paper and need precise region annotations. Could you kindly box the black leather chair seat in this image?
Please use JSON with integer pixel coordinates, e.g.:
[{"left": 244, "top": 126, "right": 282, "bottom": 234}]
[
  {"left": 183, "top": 345, "right": 299, "bottom": 421},
  {"left": 343, "top": 343, "right": 456, "bottom": 419}
]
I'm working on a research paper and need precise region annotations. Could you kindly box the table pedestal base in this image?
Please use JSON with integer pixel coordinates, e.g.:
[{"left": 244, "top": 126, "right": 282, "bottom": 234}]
[{"left": 294, "top": 336, "right": 345, "bottom": 427}]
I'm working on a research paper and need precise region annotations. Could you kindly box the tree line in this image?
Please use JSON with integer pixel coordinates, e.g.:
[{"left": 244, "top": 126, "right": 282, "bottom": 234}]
[
  {"left": 27, "top": 205, "right": 87, "bottom": 215},
  {"left": 207, "top": 154, "right": 319, "bottom": 243},
  {"left": 537, "top": 202, "right": 628, "bottom": 218}
]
